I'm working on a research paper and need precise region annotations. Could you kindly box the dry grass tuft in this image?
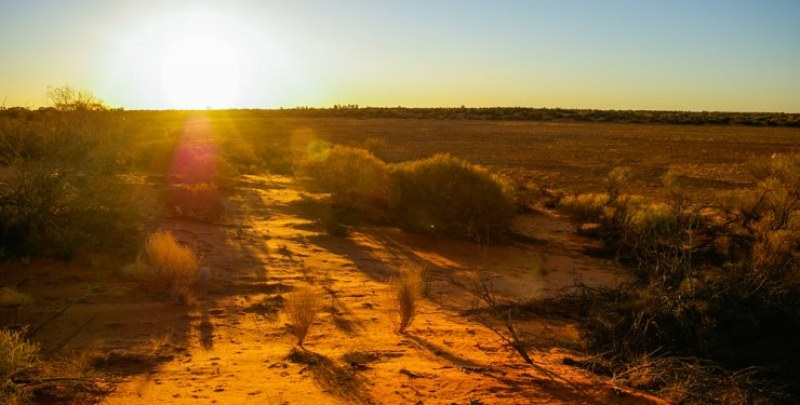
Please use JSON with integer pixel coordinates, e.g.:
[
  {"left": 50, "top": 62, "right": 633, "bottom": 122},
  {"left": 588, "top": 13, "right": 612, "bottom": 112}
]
[
  {"left": 138, "top": 231, "right": 199, "bottom": 301},
  {"left": 389, "top": 266, "right": 425, "bottom": 334},
  {"left": 285, "top": 285, "right": 321, "bottom": 346}
]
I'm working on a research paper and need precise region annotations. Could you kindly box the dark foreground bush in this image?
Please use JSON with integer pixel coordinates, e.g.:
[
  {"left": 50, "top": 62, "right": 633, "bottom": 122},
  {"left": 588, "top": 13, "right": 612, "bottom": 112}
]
[
  {"left": 548, "top": 158, "right": 800, "bottom": 403},
  {"left": 0, "top": 328, "right": 41, "bottom": 403},
  {"left": 0, "top": 112, "right": 140, "bottom": 259},
  {"left": 389, "top": 154, "right": 516, "bottom": 241}
]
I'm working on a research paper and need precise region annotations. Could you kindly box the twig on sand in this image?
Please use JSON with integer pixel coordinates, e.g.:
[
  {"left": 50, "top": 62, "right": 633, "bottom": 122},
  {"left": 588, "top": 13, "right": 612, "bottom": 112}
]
[
  {"left": 453, "top": 276, "right": 587, "bottom": 394},
  {"left": 45, "top": 315, "right": 96, "bottom": 359},
  {"left": 25, "top": 303, "right": 73, "bottom": 339}
]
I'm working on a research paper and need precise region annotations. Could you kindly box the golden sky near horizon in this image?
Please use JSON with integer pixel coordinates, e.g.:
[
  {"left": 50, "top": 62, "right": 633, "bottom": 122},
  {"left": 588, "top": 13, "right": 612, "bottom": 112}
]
[{"left": 1, "top": 1, "right": 799, "bottom": 112}]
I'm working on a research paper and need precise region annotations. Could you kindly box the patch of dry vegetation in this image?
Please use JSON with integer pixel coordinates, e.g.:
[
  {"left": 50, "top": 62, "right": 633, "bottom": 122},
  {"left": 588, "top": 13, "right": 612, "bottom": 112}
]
[
  {"left": 285, "top": 285, "right": 321, "bottom": 347},
  {"left": 544, "top": 153, "right": 800, "bottom": 402},
  {"left": 166, "top": 182, "right": 225, "bottom": 222},
  {"left": 300, "top": 144, "right": 390, "bottom": 210},
  {"left": 127, "top": 231, "right": 199, "bottom": 302},
  {"left": 0, "top": 328, "right": 41, "bottom": 403},
  {"left": 300, "top": 145, "right": 517, "bottom": 241},
  {"left": 389, "top": 154, "right": 517, "bottom": 241},
  {"left": 0, "top": 111, "right": 141, "bottom": 259}
]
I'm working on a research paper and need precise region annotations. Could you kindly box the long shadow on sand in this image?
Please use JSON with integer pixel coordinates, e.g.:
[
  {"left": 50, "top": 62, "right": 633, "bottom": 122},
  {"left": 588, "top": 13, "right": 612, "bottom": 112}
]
[
  {"left": 404, "top": 334, "right": 612, "bottom": 405},
  {"left": 288, "top": 348, "right": 374, "bottom": 405}
]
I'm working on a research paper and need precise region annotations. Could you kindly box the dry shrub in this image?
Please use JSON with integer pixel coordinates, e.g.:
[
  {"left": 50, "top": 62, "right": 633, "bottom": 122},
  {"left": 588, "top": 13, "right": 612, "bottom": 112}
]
[
  {"left": 166, "top": 182, "right": 225, "bottom": 222},
  {"left": 558, "top": 192, "right": 609, "bottom": 226},
  {"left": 605, "top": 166, "right": 633, "bottom": 203},
  {"left": 0, "top": 112, "right": 141, "bottom": 259},
  {"left": 127, "top": 137, "right": 177, "bottom": 174},
  {"left": 139, "top": 231, "right": 199, "bottom": 301},
  {"left": 0, "top": 164, "right": 140, "bottom": 259},
  {"left": 389, "top": 266, "right": 425, "bottom": 334},
  {"left": 389, "top": 154, "right": 516, "bottom": 241},
  {"left": 0, "top": 328, "right": 40, "bottom": 403},
  {"left": 285, "top": 285, "right": 321, "bottom": 346},
  {"left": 298, "top": 146, "right": 517, "bottom": 241},
  {"left": 549, "top": 158, "right": 800, "bottom": 401},
  {"left": 360, "top": 137, "right": 388, "bottom": 159},
  {"left": 558, "top": 168, "right": 684, "bottom": 272},
  {"left": 219, "top": 136, "right": 259, "bottom": 172},
  {"left": 613, "top": 355, "right": 780, "bottom": 404},
  {"left": 300, "top": 145, "right": 389, "bottom": 209}
]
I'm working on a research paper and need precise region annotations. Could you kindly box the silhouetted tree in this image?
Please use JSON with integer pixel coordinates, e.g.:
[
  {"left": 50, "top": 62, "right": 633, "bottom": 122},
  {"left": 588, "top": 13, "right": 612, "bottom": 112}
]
[{"left": 46, "top": 85, "right": 107, "bottom": 111}]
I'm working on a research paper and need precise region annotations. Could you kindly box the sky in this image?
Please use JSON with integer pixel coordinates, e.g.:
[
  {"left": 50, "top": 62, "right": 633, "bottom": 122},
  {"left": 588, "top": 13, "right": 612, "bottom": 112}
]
[{"left": 0, "top": 0, "right": 798, "bottom": 112}]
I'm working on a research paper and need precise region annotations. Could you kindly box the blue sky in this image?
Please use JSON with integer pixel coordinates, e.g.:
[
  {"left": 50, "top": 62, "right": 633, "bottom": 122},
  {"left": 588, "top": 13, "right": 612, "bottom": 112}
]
[{"left": 1, "top": 0, "right": 798, "bottom": 111}]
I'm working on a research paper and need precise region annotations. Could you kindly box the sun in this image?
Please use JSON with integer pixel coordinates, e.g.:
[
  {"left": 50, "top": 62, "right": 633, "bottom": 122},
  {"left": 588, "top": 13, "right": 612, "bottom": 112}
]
[{"left": 161, "top": 34, "right": 241, "bottom": 109}]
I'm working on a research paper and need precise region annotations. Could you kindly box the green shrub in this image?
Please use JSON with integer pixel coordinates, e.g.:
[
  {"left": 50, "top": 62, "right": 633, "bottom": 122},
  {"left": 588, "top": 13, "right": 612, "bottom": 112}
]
[
  {"left": 300, "top": 145, "right": 390, "bottom": 209},
  {"left": 388, "top": 154, "right": 516, "bottom": 241}
]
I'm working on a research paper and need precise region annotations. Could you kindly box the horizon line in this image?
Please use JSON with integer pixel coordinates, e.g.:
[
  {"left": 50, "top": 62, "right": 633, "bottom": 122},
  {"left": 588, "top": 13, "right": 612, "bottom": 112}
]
[{"left": 5, "top": 104, "right": 799, "bottom": 115}]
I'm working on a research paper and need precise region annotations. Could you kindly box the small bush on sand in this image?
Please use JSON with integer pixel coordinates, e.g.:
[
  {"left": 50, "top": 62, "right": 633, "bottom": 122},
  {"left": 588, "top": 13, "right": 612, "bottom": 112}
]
[
  {"left": 300, "top": 145, "right": 389, "bottom": 209},
  {"left": 140, "top": 231, "right": 199, "bottom": 301},
  {"left": 0, "top": 328, "right": 41, "bottom": 403},
  {"left": 285, "top": 285, "right": 321, "bottom": 347},
  {"left": 389, "top": 266, "right": 425, "bottom": 334},
  {"left": 389, "top": 154, "right": 516, "bottom": 242}
]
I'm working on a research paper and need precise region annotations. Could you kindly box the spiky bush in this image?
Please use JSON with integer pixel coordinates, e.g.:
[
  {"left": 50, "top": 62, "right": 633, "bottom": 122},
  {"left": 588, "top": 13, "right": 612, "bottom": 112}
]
[{"left": 388, "top": 154, "right": 516, "bottom": 241}]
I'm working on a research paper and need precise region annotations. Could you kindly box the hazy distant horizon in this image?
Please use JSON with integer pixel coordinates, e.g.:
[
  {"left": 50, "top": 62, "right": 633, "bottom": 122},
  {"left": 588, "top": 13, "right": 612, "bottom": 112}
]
[
  {"left": 2, "top": 1, "right": 798, "bottom": 112},
  {"left": 10, "top": 105, "right": 791, "bottom": 116}
]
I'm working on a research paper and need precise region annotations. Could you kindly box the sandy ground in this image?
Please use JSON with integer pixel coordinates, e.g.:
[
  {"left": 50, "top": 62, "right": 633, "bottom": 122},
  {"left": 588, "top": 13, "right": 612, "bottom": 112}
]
[{"left": 1, "top": 174, "right": 664, "bottom": 404}]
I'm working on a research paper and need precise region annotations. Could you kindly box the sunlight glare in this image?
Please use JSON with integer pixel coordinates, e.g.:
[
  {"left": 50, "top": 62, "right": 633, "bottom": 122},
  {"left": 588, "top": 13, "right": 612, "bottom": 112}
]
[{"left": 161, "top": 34, "right": 240, "bottom": 109}]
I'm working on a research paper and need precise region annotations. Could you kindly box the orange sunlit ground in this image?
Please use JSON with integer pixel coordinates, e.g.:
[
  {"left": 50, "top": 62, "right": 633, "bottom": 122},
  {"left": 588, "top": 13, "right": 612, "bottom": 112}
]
[{"left": 1, "top": 1, "right": 800, "bottom": 404}]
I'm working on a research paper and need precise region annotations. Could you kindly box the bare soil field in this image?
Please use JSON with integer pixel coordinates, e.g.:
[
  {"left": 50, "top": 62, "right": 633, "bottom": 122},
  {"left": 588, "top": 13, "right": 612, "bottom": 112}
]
[{"left": 1, "top": 113, "right": 798, "bottom": 404}]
